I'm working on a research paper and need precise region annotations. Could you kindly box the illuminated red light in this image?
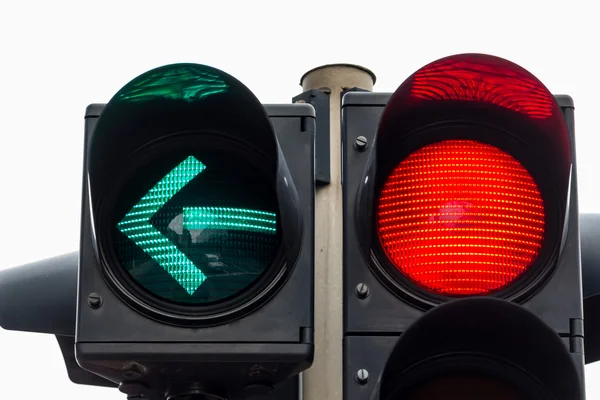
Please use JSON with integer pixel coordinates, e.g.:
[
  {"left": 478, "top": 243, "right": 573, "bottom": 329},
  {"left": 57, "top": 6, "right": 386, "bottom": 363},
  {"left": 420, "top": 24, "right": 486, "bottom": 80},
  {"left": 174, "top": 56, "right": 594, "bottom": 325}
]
[
  {"left": 376, "top": 140, "right": 545, "bottom": 296},
  {"left": 410, "top": 57, "right": 554, "bottom": 119}
]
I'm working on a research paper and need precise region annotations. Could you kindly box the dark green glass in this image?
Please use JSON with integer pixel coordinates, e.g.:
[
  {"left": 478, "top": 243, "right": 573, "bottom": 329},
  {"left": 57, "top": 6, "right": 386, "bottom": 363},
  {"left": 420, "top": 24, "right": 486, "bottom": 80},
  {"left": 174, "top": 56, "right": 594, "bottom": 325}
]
[{"left": 115, "top": 64, "right": 229, "bottom": 103}]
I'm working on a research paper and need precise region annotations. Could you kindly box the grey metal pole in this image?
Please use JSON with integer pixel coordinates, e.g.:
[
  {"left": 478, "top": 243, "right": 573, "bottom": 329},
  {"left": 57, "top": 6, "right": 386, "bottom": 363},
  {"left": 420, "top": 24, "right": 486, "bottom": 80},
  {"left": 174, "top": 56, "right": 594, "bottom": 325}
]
[{"left": 300, "top": 64, "right": 375, "bottom": 400}]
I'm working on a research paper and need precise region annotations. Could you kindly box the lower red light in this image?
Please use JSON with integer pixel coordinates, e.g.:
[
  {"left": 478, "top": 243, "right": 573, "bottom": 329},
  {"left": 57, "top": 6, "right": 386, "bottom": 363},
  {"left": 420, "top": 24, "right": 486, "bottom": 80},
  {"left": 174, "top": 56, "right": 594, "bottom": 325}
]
[{"left": 376, "top": 140, "right": 545, "bottom": 296}]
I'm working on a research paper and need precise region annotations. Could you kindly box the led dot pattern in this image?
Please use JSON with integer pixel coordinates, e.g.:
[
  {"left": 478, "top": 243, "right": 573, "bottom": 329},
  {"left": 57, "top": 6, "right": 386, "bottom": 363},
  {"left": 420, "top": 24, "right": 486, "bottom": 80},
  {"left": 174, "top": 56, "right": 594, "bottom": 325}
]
[
  {"left": 376, "top": 140, "right": 545, "bottom": 296},
  {"left": 183, "top": 207, "right": 276, "bottom": 234},
  {"left": 114, "top": 152, "right": 281, "bottom": 306},
  {"left": 117, "top": 156, "right": 208, "bottom": 295}
]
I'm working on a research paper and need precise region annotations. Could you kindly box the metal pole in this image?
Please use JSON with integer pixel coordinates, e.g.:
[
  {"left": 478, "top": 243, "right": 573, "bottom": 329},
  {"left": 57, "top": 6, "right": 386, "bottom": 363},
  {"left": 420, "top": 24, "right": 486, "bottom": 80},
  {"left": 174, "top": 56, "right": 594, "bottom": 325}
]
[{"left": 300, "top": 64, "right": 375, "bottom": 400}]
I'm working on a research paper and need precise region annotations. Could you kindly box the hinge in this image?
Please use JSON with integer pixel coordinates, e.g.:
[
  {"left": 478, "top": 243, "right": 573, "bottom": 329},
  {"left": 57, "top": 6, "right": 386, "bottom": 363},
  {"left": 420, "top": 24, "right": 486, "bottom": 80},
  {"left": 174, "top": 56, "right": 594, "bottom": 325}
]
[
  {"left": 293, "top": 89, "right": 331, "bottom": 186},
  {"left": 570, "top": 318, "right": 584, "bottom": 353}
]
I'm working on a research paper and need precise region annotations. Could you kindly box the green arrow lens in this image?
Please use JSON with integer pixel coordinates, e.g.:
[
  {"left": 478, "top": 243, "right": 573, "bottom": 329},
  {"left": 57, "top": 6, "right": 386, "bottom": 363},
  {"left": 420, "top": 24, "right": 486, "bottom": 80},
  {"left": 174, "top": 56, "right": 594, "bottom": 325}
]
[{"left": 111, "top": 150, "right": 282, "bottom": 306}]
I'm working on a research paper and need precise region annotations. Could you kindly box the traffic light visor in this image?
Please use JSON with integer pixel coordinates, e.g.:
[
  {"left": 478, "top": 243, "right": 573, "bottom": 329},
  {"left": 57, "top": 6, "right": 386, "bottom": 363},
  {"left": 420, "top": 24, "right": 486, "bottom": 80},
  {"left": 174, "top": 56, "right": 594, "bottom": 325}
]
[
  {"left": 89, "top": 63, "right": 277, "bottom": 189},
  {"left": 376, "top": 54, "right": 571, "bottom": 194}
]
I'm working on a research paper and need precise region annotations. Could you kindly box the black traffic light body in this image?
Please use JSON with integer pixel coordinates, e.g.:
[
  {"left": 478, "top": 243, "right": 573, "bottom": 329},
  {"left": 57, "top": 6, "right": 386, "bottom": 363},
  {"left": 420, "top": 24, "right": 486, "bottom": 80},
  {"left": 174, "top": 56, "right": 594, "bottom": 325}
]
[
  {"left": 75, "top": 64, "right": 314, "bottom": 399},
  {"left": 582, "top": 213, "right": 600, "bottom": 363},
  {"left": 342, "top": 54, "right": 584, "bottom": 400},
  {"left": 4, "top": 56, "right": 600, "bottom": 400}
]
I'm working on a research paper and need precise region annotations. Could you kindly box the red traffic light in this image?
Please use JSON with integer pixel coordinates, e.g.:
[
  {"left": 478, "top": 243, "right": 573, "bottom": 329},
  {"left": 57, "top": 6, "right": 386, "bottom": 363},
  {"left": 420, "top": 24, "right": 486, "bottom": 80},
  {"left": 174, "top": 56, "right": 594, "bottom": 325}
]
[
  {"left": 368, "top": 54, "right": 571, "bottom": 301},
  {"left": 342, "top": 53, "right": 583, "bottom": 400},
  {"left": 376, "top": 139, "right": 544, "bottom": 296}
]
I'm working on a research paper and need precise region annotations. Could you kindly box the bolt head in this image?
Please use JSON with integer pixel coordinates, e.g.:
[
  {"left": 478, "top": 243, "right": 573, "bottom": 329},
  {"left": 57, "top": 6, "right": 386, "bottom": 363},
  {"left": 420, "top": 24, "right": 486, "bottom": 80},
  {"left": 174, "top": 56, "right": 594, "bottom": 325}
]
[
  {"left": 355, "top": 283, "right": 370, "bottom": 299},
  {"left": 123, "top": 362, "right": 146, "bottom": 379},
  {"left": 355, "top": 368, "right": 370, "bottom": 384},
  {"left": 88, "top": 292, "right": 103, "bottom": 309},
  {"left": 354, "top": 136, "right": 368, "bottom": 151}
]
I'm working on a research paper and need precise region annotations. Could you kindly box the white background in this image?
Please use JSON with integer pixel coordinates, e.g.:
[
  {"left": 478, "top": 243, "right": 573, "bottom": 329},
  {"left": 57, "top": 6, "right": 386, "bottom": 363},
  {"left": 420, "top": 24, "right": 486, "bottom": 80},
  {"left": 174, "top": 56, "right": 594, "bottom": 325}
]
[{"left": 0, "top": 0, "right": 598, "bottom": 398}]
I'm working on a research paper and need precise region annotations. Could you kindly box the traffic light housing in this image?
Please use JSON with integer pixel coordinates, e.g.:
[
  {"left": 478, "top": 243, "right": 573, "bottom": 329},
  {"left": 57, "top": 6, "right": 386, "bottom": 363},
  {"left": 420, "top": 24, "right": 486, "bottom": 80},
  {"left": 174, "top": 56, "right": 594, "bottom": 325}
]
[
  {"left": 342, "top": 54, "right": 584, "bottom": 399},
  {"left": 5, "top": 55, "right": 600, "bottom": 400},
  {"left": 75, "top": 64, "right": 314, "bottom": 399},
  {"left": 581, "top": 213, "right": 600, "bottom": 364}
]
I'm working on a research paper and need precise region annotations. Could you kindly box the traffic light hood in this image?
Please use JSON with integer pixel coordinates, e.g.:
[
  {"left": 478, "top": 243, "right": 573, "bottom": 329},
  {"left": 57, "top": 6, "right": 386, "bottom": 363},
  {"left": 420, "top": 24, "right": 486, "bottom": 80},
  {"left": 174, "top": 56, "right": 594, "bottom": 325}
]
[
  {"left": 375, "top": 53, "right": 571, "bottom": 198},
  {"left": 89, "top": 63, "right": 277, "bottom": 180},
  {"left": 374, "top": 297, "right": 582, "bottom": 400}
]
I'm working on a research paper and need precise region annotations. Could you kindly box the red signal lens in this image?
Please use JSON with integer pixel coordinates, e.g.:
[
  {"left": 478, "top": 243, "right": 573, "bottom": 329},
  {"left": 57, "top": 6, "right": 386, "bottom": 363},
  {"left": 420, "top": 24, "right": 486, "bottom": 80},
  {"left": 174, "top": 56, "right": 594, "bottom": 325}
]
[{"left": 376, "top": 140, "right": 544, "bottom": 296}]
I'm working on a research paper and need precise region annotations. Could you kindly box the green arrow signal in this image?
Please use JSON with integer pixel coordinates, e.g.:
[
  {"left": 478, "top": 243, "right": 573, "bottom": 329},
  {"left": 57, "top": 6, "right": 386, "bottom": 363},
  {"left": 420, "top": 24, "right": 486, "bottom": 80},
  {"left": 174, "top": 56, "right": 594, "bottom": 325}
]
[
  {"left": 117, "top": 156, "right": 279, "bottom": 297},
  {"left": 183, "top": 207, "right": 277, "bottom": 234},
  {"left": 118, "top": 156, "right": 207, "bottom": 295}
]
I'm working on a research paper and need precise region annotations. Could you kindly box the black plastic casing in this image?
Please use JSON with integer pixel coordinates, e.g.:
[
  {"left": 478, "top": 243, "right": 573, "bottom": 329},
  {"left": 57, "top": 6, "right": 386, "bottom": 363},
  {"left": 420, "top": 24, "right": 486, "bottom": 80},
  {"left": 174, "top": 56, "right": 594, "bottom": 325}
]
[
  {"left": 76, "top": 103, "right": 315, "bottom": 399},
  {"left": 582, "top": 213, "right": 600, "bottom": 364},
  {"left": 341, "top": 92, "right": 584, "bottom": 400}
]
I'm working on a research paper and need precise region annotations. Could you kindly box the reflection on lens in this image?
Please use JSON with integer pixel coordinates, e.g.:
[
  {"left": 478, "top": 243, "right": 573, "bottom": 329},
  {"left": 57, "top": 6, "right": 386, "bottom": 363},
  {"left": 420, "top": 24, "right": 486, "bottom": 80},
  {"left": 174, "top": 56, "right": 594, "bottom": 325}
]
[
  {"left": 404, "top": 373, "right": 527, "bottom": 400},
  {"left": 113, "top": 150, "right": 281, "bottom": 306}
]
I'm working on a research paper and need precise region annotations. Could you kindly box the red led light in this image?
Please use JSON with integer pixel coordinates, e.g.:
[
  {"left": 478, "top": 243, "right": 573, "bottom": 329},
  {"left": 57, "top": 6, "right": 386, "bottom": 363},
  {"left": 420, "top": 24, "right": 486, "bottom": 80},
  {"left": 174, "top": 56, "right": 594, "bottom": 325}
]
[
  {"left": 409, "top": 57, "right": 554, "bottom": 119},
  {"left": 376, "top": 140, "right": 545, "bottom": 296}
]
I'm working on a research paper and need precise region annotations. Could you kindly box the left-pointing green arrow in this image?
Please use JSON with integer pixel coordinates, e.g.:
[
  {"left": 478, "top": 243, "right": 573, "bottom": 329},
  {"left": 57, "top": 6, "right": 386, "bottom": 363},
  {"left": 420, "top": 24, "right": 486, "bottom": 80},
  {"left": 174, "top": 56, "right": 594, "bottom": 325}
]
[{"left": 117, "top": 156, "right": 207, "bottom": 295}]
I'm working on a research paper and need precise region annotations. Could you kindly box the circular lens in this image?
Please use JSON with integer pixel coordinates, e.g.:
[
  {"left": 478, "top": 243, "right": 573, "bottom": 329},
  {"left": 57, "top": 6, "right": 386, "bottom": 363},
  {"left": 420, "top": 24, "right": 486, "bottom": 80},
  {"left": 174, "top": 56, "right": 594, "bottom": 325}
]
[
  {"left": 376, "top": 139, "right": 544, "bottom": 296},
  {"left": 112, "top": 149, "right": 281, "bottom": 306},
  {"left": 403, "top": 373, "right": 527, "bottom": 400}
]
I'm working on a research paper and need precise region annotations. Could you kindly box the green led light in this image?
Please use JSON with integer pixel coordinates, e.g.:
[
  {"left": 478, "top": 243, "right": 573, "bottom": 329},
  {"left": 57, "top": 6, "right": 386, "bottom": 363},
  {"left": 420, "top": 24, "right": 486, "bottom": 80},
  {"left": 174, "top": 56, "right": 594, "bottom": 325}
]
[
  {"left": 183, "top": 207, "right": 276, "bottom": 235},
  {"left": 118, "top": 156, "right": 207, "bottom": 295},
  {"left": 115, "top": 64, "right": 228, "bottom": 103},
  {"left": 114, "top": 151, "right": 282, "bottom": 305}
]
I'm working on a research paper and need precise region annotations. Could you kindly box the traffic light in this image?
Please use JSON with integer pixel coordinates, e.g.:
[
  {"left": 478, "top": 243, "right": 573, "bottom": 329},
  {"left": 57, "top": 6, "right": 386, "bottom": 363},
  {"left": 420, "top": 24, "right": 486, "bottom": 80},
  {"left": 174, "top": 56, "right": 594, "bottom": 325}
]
[
  {"left": 6, "top": 55, "right": 600, "bottom": 400},
  {"left": 342, "top": 54, "right": 584, "bottom": 399},
  {"left": 72, "top": 63, "right": 315, "bottom": 399},
  {"left": 50, "top": 63, "right": 313, "bottom": 399}
]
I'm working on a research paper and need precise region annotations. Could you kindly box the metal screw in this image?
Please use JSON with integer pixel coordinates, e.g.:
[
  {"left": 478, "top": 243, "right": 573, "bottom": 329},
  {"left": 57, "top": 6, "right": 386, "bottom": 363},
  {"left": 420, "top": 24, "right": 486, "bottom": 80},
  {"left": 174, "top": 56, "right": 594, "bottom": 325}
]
[
  {"left": 88, "top": 292, "right": 103, "bottom": 309},
  {"left": 123, "top": 362, "right": 145, "bottom": 379},
  {"left": 355, "top": 283, "right": 370, "bottom": 299},
  {"left": 355, "top": 368, "right": 370, "bottom": 385},
  {"left": 354, "top": 136, "right": 368, "bottom": 151}
]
